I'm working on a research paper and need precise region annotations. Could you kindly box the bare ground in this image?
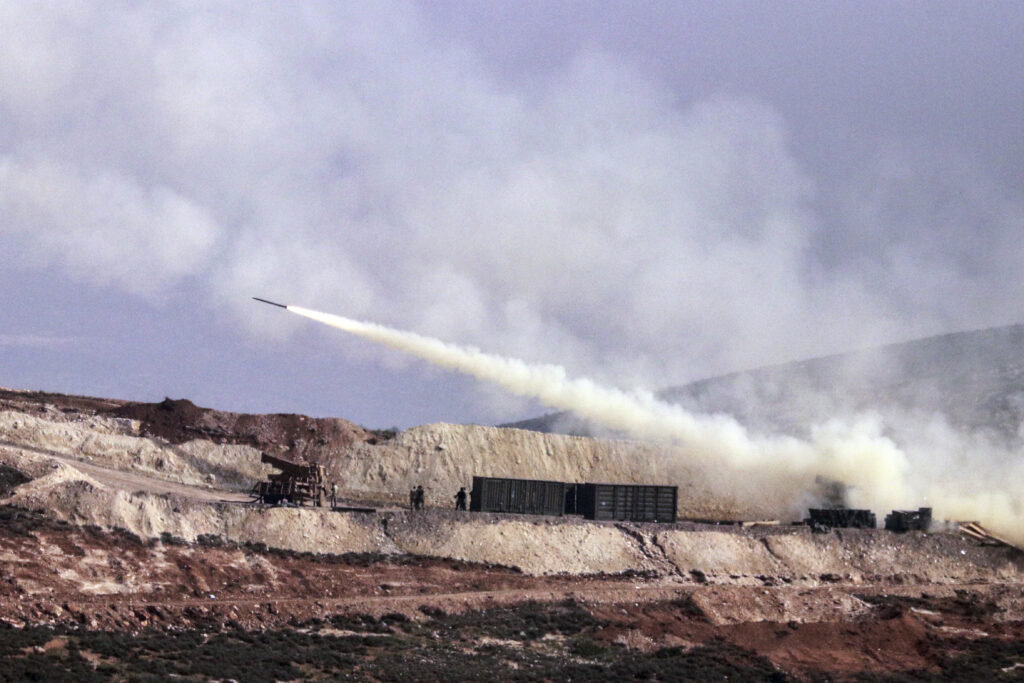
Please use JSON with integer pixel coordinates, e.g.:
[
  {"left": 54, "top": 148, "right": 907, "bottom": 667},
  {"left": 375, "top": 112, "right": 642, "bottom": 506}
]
[{"left": 3, "top": 387, "right": 1024, "bottom": 680}]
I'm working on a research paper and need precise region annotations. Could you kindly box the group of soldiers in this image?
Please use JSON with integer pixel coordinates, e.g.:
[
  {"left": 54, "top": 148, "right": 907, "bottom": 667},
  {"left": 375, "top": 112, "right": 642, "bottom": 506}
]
[
  {"left": 409, "top": 485, "right": 469, "bottom": 511},
  {"left": 408, "top": 485, "right": 426, "bottom": 510}
]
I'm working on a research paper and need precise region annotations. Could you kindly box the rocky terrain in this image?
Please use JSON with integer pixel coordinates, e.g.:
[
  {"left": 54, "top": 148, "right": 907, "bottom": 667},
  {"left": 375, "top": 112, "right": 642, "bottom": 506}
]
[{"left": 3, "top": 386, "right": 1024, "bottom": 680}]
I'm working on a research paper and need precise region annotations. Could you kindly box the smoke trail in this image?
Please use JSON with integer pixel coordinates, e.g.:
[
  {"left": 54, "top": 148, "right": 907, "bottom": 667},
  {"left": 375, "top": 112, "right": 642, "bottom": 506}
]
[
  {"left": 290, "top": 306, "right": 909, "bottom": 503},
  {"left": 287, "top": 305, "right": 1024, "bottom": 543}
]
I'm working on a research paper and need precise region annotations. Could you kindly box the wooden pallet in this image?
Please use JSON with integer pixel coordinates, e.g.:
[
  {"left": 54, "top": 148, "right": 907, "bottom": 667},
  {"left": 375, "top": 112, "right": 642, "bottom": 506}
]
[{"left": 960, "top": 521, "right": 1020, "bottom": 550}]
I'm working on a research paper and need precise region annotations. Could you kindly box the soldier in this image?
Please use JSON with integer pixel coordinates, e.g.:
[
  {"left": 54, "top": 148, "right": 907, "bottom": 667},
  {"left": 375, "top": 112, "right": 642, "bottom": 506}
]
[
  {"left": 331, "top": 482, "right": 338, "bottom": 509},
  {"left": 454, "top": 486, "right": 467, "bottom": 511},
  {"left": 409, "top": 487, "right": 417, "bottom": 510},
  {"left": 415, "top": 485, "right": 425, "bottom": 510}
]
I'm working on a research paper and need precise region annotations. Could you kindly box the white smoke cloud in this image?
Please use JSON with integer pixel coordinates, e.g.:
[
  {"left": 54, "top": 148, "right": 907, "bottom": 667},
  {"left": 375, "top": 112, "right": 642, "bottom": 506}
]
[
  {"left": 5, "top": 1, "right": 1020, "bottom": 391},
  {"left": 0, "top": 155, "right": 221, "bottom": 297},
  {"left": 287, "top": 304, "right": 1024, "bottom": 544}
]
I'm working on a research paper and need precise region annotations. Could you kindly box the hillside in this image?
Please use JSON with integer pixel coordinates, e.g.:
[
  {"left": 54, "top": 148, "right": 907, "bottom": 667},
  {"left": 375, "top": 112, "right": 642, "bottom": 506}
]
[
  {"left": 4, "top": 386, "right": 1024, "bottom": 679},
  {"left": 503, "top": 322, "right": 1024, "bottom": 443}
]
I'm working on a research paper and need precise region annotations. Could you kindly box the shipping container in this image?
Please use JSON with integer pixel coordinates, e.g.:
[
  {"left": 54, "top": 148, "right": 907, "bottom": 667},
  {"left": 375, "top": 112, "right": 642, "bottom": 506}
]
[
  {"left": 469, "top": 476, "right": 572, "bottom": 516},
  {"left": 578, "top": 483, "right": 678, "bottom": 523},
  {"left": 468, "top": 476, "right": 678, "bottom": 523}
]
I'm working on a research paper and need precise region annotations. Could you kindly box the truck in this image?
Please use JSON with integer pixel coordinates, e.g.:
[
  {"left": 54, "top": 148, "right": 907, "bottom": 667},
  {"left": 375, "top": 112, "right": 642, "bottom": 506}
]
[{"left": 251, "top": 452, "right": 327, "bottom": 506}]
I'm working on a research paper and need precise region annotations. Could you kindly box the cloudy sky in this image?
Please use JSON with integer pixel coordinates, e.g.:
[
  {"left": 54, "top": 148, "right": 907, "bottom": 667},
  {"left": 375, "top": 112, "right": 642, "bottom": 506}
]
[{"left": 2, "top": 1, "right": 1022, "bottom": 428}]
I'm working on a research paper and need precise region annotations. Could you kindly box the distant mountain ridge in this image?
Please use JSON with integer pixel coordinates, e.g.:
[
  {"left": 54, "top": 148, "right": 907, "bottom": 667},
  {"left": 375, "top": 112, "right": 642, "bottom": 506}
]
[{"left": 500, "top": 323, "right": 1024, "bottom": 444}]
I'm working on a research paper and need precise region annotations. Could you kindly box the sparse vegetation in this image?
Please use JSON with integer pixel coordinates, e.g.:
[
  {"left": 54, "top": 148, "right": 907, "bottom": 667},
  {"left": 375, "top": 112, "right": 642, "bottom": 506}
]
[
  {"left": 856, "top": 591, "right": 1004, "bottom": 620},
  {"left": 0, "top": 604, "right": 799, "bottom": 682},
  {"left": 367, "top": 426, "right": 400, "bottom": 443},
  {"left": 0, "top": 505, "right": 64, "bottom": 536},
  {"left": 158, "top": 531, "right": 188, "bottom": 546},
  {"left": 0, "top": 465, "right": 30, "bottom": 497}
]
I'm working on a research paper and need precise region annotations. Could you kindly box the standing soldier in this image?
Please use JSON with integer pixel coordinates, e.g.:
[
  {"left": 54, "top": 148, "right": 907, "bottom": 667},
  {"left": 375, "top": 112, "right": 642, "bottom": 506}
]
[
  {"left": 331, "top": 482, "right": 338, "bottom": 509},
  {"left": 454, "top": 486, "right": 467, "bottom": 511},
  {"left": 409, "top": 487, "right": 416, "bottom": 510},
  {"left": 415, "top": 485, "right": 425, "bottom": 510}
]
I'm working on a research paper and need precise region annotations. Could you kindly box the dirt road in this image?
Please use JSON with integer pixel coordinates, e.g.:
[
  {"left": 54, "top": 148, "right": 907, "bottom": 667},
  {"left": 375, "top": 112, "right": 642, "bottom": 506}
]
[{"left": 1, "top": 439, "right": 253, "bottom": 503}]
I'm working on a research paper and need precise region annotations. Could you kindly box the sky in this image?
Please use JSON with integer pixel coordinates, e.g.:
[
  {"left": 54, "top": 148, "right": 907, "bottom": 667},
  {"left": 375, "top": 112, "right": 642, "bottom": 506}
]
[{"left": 1, "top": 1, "right": 1023, "bottom": 429}]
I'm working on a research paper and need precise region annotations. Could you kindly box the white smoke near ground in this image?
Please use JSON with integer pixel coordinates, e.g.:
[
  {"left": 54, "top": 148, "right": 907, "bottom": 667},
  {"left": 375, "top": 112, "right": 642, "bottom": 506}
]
[{"left": 287, "top": 304, "right": 1024, "bottom": 544}]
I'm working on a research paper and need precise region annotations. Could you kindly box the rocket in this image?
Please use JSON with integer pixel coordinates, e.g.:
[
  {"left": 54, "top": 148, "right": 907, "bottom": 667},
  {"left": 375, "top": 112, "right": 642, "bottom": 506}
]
[{"left": 252, "top": 297, "right": 287, "bottom": 309}]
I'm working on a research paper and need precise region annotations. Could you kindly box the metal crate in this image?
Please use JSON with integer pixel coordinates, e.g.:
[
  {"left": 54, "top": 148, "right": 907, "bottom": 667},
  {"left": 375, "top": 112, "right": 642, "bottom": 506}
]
[
  {"left": 578, "top": 483, "right": 677, "bottom": 523},
  {"left": 469, "top": 476, "right": 572, "bottom": 516}
]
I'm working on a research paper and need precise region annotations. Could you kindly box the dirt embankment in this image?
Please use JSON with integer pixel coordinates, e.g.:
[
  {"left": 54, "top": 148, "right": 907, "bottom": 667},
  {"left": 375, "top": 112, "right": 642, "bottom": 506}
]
[
  {"left": 0, "top": 389, "right": 763, "bottom": 517},
  {"left": 108, "top": 397, "right": 376, "bottom": 458},
  {"left": 332, "top": 423, "right": 783, "bottom": 520},
  {"left": 0, "top": 409, "right": 267, "bottom": 490},
  {"left": 4, "top": 433, "right": 1022, "bottom": 582},
  {"left": 5, "top": 388, "right": 1024, "bottom": 679},
  {"left": 0, "top": 506, "right": 547, "bottom": 631},
  {"left": 2, "top": 389, "right": 1024, "bottom": 581},
  {"left": 1, "top": 388, "right": 747, "bottom": 517},
  {"left": 1, "top": 505, "right": 1022, "bottom": 634},
  {"left": 5, "top": 510, "right": 1024, "bottom": 680}
]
